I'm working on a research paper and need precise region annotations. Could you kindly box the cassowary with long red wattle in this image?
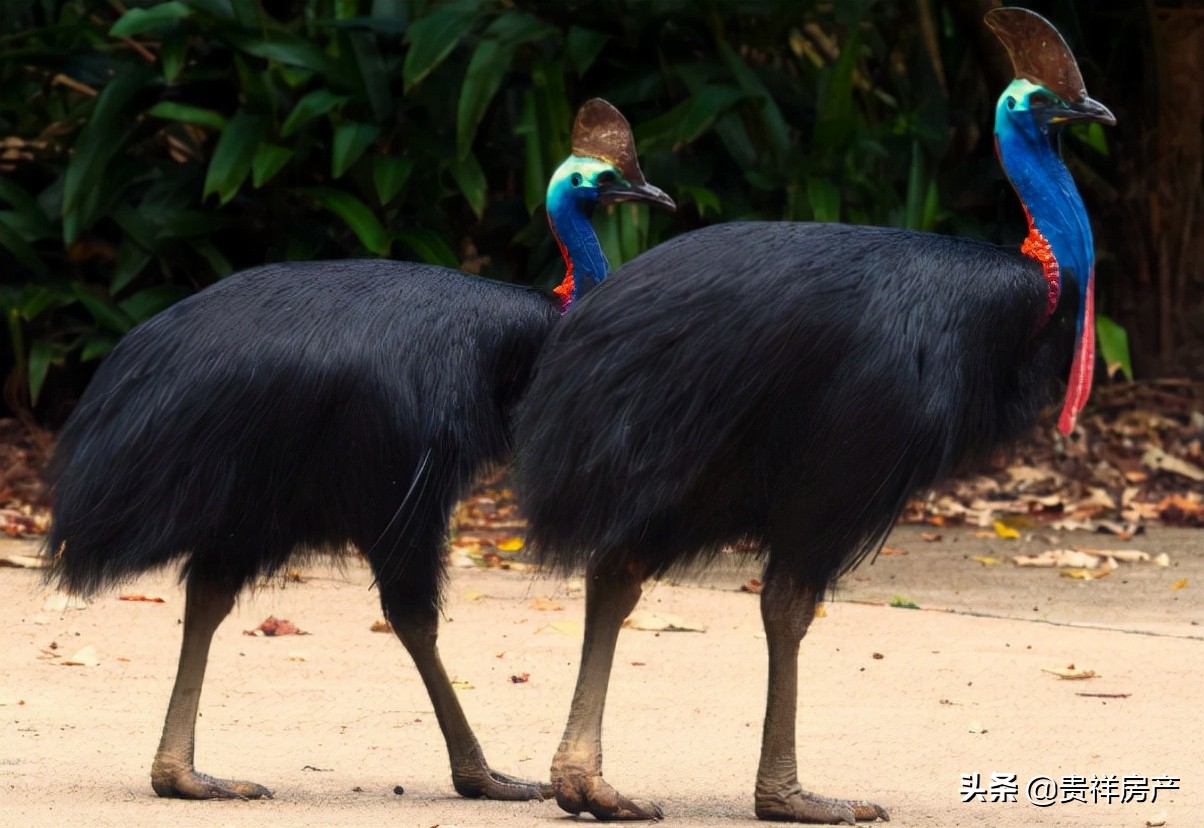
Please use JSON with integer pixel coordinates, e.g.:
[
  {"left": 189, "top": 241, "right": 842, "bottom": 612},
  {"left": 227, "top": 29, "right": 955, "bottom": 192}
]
[
  {"left": 46, "top": 100, "right": 672, "bottom": 801},
  {"left": 514, "top": 10, "right": 1113, "bottom": 824}
]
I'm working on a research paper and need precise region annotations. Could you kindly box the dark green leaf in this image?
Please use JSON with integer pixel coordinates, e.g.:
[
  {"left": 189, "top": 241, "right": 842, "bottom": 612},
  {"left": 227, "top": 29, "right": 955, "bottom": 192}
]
[
  {"left": 394, "top": 227, "right": 458, "bottom": 268},
  {"left": 346, "top": 30, "right": 393, "bottom": 122},
  {"left": 70, "top": 283, "right": 134, "bottom": 333},
  {"left": 161, "top": 31, "right": 188, "bottom": 82},
  {"left": 147, "top": 101, "right": 228, "bottom": 131},
  {"left": 1096, "top": 315, "right": 1133, "bottom": 381},
  {"left": 110, "top": 1, "right": 191, "bottom": 36},
  {"left": 373, "top": 156, "right": 414, "bottom": 205},
  {"left": 0, "top": 219, "right": 48, "bottom": 276},
  {"left": 403, "top": 0, "right": 479, "bottom": 91},
  {"left": 80, "top": 333, "right": 118, "bottom": 363},
  {"left": 303, "top": 188, "right": 391, "bottom": 255},
  {"left": 203, "top": 111, "right": 268, "bottom": 204},
  {"left": 447, "top": 152, "right": 487, "bottom": 219},
  {"left": 226, "top": 31, "right": 341, "bottom": 81},
  {"left": 62, "top": 67, "right": 153, "bottom": 242},
  {"left": 110, "top": 241, "right": 152, "bottom": 293},
  {"left": 564, "top": 26, "right": 609, "bottom": 76},
  {"left": 189, "top": 239, "right": 233, "bottom": 278},
  {"left": 281, "top": 89, "right": 348, "bottom": 136},
  {"left": 678, "top": 184, "right": 721, "bottom": 217},
  {"left": 119, "top": 285, "right": 188, "bottom": 322},
  {"left": 457, "top": 12, "right": 554, "bottom": 158},
  {"left": 806, "top": 175, "right": 841, "bottom": 222},
  {"left": 27, "top": 339, "right": 54, "bottom": 405},
  {"left": 252, "top": 143, "right": 294, "bottom": 187},
  {"left": 331, "top": 122, "right": 380, "bottom": 178}
]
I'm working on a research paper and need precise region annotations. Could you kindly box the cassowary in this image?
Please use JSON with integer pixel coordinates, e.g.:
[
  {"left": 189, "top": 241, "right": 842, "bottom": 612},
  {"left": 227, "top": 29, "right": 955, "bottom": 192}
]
[
  {"left": 513, "top": 10, "right": 1114, "bottom": 824},
  {"left": 46, "top": 99, "right": 673, "bottom": 801}
]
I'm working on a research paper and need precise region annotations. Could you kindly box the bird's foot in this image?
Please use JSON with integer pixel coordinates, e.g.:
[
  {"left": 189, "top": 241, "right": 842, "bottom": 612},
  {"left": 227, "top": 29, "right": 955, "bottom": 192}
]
[
  {"left": 151, "top": 762, "right": 273, "bottom": 800},
  {"left": 755, "top": 784, "right": 888, "bottom": 824},
  {"left": 553, "top": 771, "right": 663, "bottom": 821},
  {"left": 452, "top": 765, "right": 552, "bottom": 801}
]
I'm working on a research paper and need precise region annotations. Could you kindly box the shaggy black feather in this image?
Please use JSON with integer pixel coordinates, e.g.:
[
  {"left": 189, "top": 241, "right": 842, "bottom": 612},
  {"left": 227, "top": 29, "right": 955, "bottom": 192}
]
[
  {"left": 514, "top": 222, "right": 1075, "bottom": 592},
  {"left": 49, "top": 260, "right": 557, "bottom": 613}
]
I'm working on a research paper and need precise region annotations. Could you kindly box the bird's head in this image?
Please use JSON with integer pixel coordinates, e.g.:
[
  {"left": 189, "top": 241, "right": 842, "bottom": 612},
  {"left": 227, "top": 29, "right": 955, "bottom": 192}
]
[
  {"left": 988, "top": 8, "right": 1114, "bottom": 144},
  {"left": 986, "top": 7, "right": 1115, "bottom": 436},
  {"left": 546, "top": 99, "right": 675, "bottom": 311}
]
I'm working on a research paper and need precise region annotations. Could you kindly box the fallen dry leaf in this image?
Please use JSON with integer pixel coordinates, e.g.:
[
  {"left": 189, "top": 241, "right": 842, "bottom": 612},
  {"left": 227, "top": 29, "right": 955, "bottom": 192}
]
[
  {"left": 61, "top": 645, "right": 99, "bottom": 667},
  {"left": 370, "top": 619, "right": 392, "bottom": 633},
  {"left": 537, "top": 621, "right": 582, "bottom": 636},
  {"left": 919, "top": 532, "right": 943, "bottom": 542},
  {"left": 739, "top": 579, "right": 762, "bottom": 594},
  {"left": 496, "top": 537, "right": 524, "bottom": 552},
  {"left": 0, "top": 553, "right": 47, "bottom": 568},
  {"left": 813, "top": 603, "right": 827, "bottom": 618},
  {"left": 1061, "top": 565, "right": 1114, "bottom": 580},
  {"left": 1042, "top": 665, "right": 1097, "bottom": 680},
  {"left": 992, "top": 521, "right": 1020, "bottom": 539},
  {"left": 1141, "top": 447, "right": 1204, "bottom": 481},
  {"left": 529, "top": 597, "right": 563, "bottom": 611},
  {"left": 624, "top": 610, "right": 706, "bottom": 633},
  {"left": 41, "top": 593, "right": 89, "bottom": 612},
  {"left": 1014, "top": 549, "right": 1104, "bottom": 569},
  {"left": 970, "top": 555, "right": 1002, "bottom": 566},
  {"left": 510, "top": 673, "right": 530, "bottom": 683},
  {"left": 1170, "top": 578, "right": 1189, "bottom": 590},
  {"left": 880, "top": 546, "right": 908, "bottom": 556},
  {"left": 119, "top": 593, "right": 166, "bottom": 603},
  {"left": 244, "top": 616, "right": 308, "bottom": 636}
]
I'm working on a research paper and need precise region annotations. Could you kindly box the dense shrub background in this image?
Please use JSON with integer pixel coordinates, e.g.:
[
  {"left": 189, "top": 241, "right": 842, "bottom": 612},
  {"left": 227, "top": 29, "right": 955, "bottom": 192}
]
[{"left": 1, "top": 0, "right": 1198, "bottom": 423}]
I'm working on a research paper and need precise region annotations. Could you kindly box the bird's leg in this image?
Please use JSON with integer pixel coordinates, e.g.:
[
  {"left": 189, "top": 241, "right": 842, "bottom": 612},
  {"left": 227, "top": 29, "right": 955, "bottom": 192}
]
[
  {"left": 550, "top": 559, "right": 662, "bottom": 821},
  {"left": 151, "top": 574, "right": 272, "bottom": 799},
  {"left": 754, "top": 572, "right": 888, "bottom": 824},
  {"left": 390, "top": 607, "right": 551, "bottom": 800}
]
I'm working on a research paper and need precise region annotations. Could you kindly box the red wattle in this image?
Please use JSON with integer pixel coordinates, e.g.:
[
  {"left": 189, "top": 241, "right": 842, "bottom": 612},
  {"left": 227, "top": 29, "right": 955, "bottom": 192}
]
[
  {"left": 1057, "top": 270, "right": 1095, "bottom": 435},
  {"left": 549, "top": 216, "right": 574, "bottom": 313}
]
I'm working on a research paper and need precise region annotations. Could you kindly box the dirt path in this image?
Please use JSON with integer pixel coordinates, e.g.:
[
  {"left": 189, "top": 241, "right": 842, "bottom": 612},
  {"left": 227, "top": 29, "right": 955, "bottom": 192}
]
[{"left": 2, "top": 525, "right": 1201, "bottom": 826}]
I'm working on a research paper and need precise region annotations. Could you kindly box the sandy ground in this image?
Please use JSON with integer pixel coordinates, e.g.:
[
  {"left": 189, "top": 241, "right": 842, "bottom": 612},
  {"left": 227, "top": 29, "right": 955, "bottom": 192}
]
[{"left": 2, "top": 525, "right": 1201, "bottom": 827}]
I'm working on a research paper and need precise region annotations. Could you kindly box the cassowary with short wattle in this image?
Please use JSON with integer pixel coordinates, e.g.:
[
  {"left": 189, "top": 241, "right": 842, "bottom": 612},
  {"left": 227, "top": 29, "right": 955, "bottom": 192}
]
[
  {"left": 46, "top": 99, "right": 672, "bottom": 801},
  {"left": 514, "top": 10, "right": 1113, "bottom": 824}
]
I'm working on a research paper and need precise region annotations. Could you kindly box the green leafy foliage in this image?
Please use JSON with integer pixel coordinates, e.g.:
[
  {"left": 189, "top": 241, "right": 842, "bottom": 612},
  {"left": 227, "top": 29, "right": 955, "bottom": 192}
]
[{"left": 0, "top": 0, "right": 1129, "bottom": 415}]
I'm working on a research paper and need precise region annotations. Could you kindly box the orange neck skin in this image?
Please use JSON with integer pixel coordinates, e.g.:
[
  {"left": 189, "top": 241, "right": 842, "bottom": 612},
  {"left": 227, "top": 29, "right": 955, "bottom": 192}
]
[
  {"left": 1020, "top": 205, "right": 1060, "bottom": 327},
  {"left": 549, "top": 217, "right": 574, "bottom": 314}
]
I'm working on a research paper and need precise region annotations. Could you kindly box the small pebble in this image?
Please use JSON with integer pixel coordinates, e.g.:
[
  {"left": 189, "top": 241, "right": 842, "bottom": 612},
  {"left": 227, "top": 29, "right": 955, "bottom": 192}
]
[{"left": 393, "top": 785, "right": 405, "bottom": 796}]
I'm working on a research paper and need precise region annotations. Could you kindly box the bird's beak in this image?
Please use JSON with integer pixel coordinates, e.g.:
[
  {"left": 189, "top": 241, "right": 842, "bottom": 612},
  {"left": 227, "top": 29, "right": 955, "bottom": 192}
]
[
  {"left": 1042, "top": 95, "right": 1116, "bottom": 127},
  {"left": 598, "top": 180, "right": 677, "bottom": 212}
]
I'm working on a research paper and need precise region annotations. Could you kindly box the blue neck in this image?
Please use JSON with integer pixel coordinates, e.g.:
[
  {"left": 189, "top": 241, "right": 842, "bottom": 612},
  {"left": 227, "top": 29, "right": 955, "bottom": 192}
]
[
  {"left": 994, "top": 94, "right": 1095, "bottom": 295},
  {"left": 548, "top": 199, "right": 610, "bottom": 304}
]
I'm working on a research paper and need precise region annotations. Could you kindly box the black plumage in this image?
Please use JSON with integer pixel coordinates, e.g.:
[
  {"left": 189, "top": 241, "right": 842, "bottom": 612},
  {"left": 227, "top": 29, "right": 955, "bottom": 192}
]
[
  {"left": 517, "top": 223, "right": 1073, "bottom": 592},
  {"left": 51, "top": 261, "right": 554, "bottom": 599}
]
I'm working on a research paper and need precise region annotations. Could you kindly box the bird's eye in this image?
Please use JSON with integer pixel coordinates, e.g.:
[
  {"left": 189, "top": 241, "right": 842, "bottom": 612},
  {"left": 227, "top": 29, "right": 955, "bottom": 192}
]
[
  {"left": 597, "top": 171, "right": 617, "bottom": 185},
  {"left": 570, "top": 173, "right": 583, "bottom": 187},
  {"left": 1029, "top": 92, "right": 1053, "bottom": 107},
  {"left": 1006, "top": 96, "right": 1016, "bottom": 110}
]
